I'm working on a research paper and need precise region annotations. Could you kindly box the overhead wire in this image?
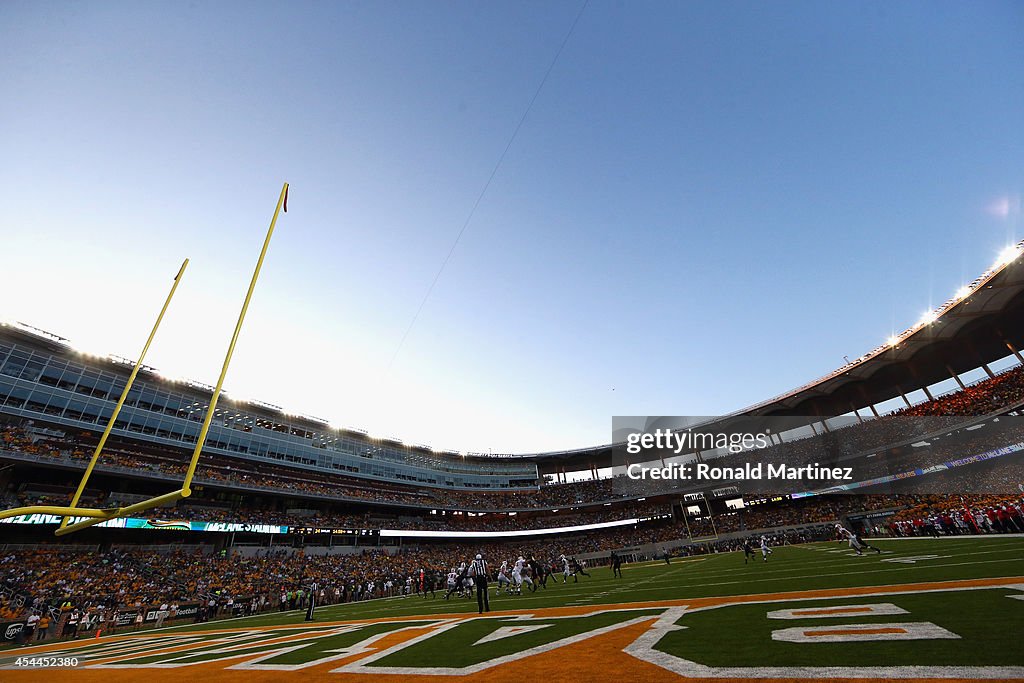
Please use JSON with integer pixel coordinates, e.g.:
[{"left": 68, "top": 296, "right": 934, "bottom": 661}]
[{"left": 386, "top": 0, "right": 590, "bottom": 372}]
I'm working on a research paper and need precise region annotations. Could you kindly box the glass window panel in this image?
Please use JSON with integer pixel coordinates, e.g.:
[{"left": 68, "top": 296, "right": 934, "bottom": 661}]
[
  {"left": 1, "top": 356, "right": 27, "bottom": 378},
  {"left": 38, "top": 362, "right": 66, "bottom": 386},
  {"left": 21, "top": 358, "right": 45, "bottom": 381},
  {"left": 4, "top": 385, "right": 30, "bottom": 408},
  {"left": 25, "top": 397, "right": 47, "bottom": 413},
  {"left": 80, "top": 404, "right": 101, "bottom": 424}
]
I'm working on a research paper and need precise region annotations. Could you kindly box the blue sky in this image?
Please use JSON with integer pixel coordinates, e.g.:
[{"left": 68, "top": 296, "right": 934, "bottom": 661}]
[{"left": 1, "top": 1, "right": 1021, "bottom": 454}]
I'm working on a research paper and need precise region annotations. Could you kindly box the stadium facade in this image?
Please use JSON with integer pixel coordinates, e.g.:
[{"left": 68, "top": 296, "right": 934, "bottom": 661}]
[{"left": 0, "top": 324, "right": 537, "bottom": 491}]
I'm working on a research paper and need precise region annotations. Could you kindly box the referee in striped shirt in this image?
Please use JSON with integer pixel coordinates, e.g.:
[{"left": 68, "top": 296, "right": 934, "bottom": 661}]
[
  {"left": 306, "top": 581, "right": 319, "bottom": 622},
  {"left": 468, "top": 554, "right": 489, "bottom": 614}
]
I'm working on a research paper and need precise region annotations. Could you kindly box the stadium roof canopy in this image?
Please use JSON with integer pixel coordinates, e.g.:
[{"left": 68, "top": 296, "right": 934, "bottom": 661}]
[{"left": 526, "top": 241, "right": 1024, "bottom": 470}]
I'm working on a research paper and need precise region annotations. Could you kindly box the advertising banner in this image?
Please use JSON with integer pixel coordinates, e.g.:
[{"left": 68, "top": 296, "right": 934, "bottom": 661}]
[
  {"left": 0, "top": 515, "right": 287, "bottom": 534},
  {"left": 1, "top": 620, "right": 26, "bottom": 642},
  {"left": 114, "top": 611, "right": 140, "bottom": 628}
]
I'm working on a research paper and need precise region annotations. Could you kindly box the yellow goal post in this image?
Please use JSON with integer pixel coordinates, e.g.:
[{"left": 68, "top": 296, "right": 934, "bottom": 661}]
[{"left": 0, "top": 182, "right": 288, "bottom": 536}]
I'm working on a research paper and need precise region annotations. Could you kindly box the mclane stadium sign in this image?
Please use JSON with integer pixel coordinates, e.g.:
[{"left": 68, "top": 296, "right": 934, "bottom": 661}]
[{"left": 0, "top": 514, "right": 288, "bottom": 534}]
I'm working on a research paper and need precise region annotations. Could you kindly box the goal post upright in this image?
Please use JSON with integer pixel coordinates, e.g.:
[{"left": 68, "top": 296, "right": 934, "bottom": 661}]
[
  {"left": 57, "top": 258, "right": 190, "bottom": 530},
  {"left": 54, "top": 182, "right": 289, "bottom": 536},
  {"left": 181, "top": 181, "right": 289, "bottom": 497}
]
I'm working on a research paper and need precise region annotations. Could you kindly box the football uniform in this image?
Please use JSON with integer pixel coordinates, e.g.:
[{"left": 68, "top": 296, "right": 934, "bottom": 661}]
[
  {"left": 760, "top": 535, "right": 772, "bottom": 561},
  {"left": 836, "top": 525, "right": 862, "bottom": 551},
  {"left": 610, "top": 551, "right": 623, "bottom": 577},
  {"left": 527, "top": 557, "right": 546, "bottom": 590},
  {"left": 497, "top": 561, "right": 511, "bottom": 592},
  {"left": 513, "top": 557, "right": 532, "bottom": 592},
  {"left": 445, "top": 567, "right": 468, "bottom": 600},
  {"left": 837, "top": 524, "right": 881, "bottom": 554},
  {"left": 743, "top": 540, "right": 755, "bottom": 564}
]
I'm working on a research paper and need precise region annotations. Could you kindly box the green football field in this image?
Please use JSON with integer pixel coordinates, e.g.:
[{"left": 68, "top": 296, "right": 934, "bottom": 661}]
[
  {"left": 3, "top": 537, "right": 1023, "bottom": 681},
  {"left": 159, "top": 536, "right": 1024, "bottom": 630}
]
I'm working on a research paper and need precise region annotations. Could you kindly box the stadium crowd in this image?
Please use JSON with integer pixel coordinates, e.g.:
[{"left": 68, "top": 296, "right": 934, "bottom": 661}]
[
  {"left": 882, "top": 494, "right": 1024, "bottom": 536},
  {"left": 897, "top": 366, "right": 1024, "bottom": 417}
]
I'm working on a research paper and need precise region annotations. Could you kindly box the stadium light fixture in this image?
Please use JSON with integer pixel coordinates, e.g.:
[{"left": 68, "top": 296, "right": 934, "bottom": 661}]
[
  {"left": 996, "top": 244, "right": 1021, "bottom": 268},
  {"left": 887, "top": 335, "right": 899, "bottom": 347},
  {"left": 954, "top": 285, "right": 971, "bottom": 300},
  {"left": 918, "top": 311, "right": 938, "bottom": 327}
]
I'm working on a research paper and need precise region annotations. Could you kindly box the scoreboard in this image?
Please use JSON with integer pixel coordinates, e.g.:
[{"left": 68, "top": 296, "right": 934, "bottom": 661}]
[{"left": 287, "top": 527, "right": 380, "bottom": 538}]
